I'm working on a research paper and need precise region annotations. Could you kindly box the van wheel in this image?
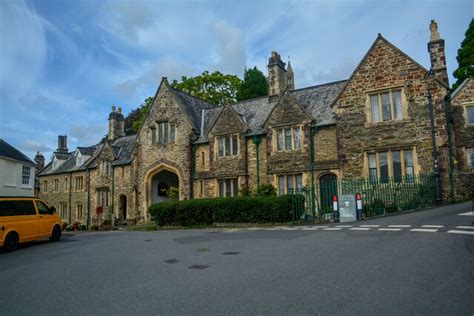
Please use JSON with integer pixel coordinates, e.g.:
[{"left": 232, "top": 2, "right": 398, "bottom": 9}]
[
  {"left": 4, "top": 232, "right": 19, "bottom": 252},
  {"left": 50, "top": 225, "right": 61, "bottom": 242}
]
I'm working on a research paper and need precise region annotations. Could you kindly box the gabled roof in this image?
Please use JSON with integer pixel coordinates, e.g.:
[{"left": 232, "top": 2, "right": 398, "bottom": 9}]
[
  {"left": 451, "top": 77, "right": 472, "bottom": 100},
  {"left": 172, "top": 88, "right": 215, "bottom": 132},
  {"left": 193, "top": 80, "right": 345, "bottom": 143},
  {"left": 331, "top": 34, "right": 448, "bottom": 108},
  {"left": 0, "top": 139, "right": 35, "bottom": 165},
  {"left": 38, "top": 135, "right": 137, "bottom": 176}
]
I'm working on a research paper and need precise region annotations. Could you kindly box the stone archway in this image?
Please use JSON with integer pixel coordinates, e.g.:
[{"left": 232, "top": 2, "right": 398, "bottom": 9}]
[
  {"left": 144, "top": 163, "right": 183, "bottom": 212},
  {"left": 119, "top": 194, "right": 127, "bottom": 221}
]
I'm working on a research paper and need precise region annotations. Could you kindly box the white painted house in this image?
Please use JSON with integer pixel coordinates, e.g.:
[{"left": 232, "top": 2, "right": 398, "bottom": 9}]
[{"left": 0, "top": 139, "right": 36, "bottom": 196}]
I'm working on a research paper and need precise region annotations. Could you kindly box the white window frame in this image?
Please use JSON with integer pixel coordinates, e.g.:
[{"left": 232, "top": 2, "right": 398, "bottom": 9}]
[{"left": 21, "top": 165, "right": 31, "bottom": 185}]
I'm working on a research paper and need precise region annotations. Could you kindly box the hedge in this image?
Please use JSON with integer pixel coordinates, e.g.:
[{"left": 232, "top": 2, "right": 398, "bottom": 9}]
[{"left": 148, "top": 195, "right": 302, "bottom": 226}]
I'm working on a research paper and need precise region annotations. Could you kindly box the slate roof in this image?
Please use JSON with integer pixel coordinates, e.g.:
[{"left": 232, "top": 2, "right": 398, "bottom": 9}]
[
  {"left": 192, "top": 80, "right": 346, "bottom": 143},
  {"left": 292, "top": 80, "right": 347, "bottom": 126},
  {"left": 172, "top": 88, "right": 215, "bottom": 132},
  {"left": 451, "top": 77, "right": 471, "bottom": 100},
  {"left": 0, "top": 139, "right": 35, "bottom": 165},
  {"left": 38, "top": 135, "right": 137, "bottom": 176}
]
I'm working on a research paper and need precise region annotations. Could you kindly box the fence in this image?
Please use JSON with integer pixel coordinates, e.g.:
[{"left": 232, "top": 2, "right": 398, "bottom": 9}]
[{"left": 289, "top": 173, "right": 436, "bottom": 222}]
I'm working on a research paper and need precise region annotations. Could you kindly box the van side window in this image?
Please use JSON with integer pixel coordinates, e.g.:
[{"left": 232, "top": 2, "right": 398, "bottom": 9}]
[
  {"left": 0, "top": 200, "right": 36, "bottom": 216},
  {"left": 36, "top": 201, "right": 52, "bottom": 215}
]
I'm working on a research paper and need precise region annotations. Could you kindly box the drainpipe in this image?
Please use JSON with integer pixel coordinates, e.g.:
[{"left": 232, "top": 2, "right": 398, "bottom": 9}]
[
  {"left": 68, "top": 172, "right": 72, "bottom": 224},
  {"left": 444, "top": 93, "right": 455, "bottom": 202},
  {"left": 428, "top": 89, "right": 443, "bottom": 204},
  {"left": 190, "top": 141, "right": 196, "bottom": 199},
  {"left": 252, "top": 135, "right": 261, "bottom": 188},
  {"left": 86, "top": 168, "right": 90, "bottom": 229},
  {"left": 310, "top": 125, "right": 317, "bottom": 221},
  {"left": 111, "top": 166, "right": 115, "bottom": 227}
]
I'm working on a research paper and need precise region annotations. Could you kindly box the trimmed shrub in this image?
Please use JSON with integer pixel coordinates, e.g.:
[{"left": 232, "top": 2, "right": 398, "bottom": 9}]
[{"left": 148, "top": 195, "right": 297, "bottom": 226}]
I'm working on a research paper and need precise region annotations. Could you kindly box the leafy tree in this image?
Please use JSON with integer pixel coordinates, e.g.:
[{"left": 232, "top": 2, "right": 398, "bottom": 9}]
[
  {"left": 171, "top": 71, "right": 242, "bottom": 106},
  {"left": 124, "top": 97, "right": 153, "bottom": 135},
  {"left": 452, "top": 18, "right": 474, "bottom": 91},
  {"left": 236, "top": 66, "right": 268, "bottom": 101}
]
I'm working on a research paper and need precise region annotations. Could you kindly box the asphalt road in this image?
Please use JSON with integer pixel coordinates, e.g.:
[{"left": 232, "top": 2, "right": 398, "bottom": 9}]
[{"left": 1, "top": 202, "right": 473, "bottom": 315}]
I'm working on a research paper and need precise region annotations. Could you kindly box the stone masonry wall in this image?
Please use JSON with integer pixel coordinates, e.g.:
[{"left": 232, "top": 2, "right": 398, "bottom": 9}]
[{"left": 334, "top": 38, "right": 450, "bottom": 200}]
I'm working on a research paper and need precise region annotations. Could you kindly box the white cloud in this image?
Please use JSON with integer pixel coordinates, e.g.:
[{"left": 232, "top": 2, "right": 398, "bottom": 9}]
[
  {"left": 23, "top": 140, "right": 53, "bottom": 153},
  {"left": 0, "top": 0, "right": 47, "bottom": 94},
  {"left": 212, "top": 21, "right": 246, "bottom": 75}
]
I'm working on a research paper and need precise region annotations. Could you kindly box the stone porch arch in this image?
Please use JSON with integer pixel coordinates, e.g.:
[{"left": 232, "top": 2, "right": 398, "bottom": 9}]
[{"left": 143, "top": 160, "right": 185, "bottom": 214}]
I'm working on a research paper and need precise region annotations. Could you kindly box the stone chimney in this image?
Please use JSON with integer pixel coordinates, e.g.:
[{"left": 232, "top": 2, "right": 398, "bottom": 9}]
[
  {"left": 56, "top": 135, "right": 68, "bottom": 154},
  {"left": 34, "top": 151, "right": 45, "bottom": 170},
  {"left": 267, "top": 51, "right": 287, "bottom": 96},
  {"left": 427, "top": 20, "right": 449, "bottom": 86},
  {"left": 108, "top": 105, "right": 125, "bottom": 141}
]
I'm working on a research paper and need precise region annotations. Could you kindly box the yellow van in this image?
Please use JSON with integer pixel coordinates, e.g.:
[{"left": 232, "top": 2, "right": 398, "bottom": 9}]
[{"left": 0, "top": 197, "right": 62, "bottom": 252}]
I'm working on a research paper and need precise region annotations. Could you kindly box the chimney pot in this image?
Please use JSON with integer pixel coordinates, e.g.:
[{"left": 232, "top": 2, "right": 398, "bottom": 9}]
[
  {"left": 118, "top": 107, "right": 122, "bottom": 114},
  {"left": 112, "top": 105, "right": 116, "bottom": 112}
]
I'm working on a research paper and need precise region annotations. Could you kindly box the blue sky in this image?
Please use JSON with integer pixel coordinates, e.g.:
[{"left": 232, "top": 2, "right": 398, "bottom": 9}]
[{"left": 0, "top": 0, "right": 472, "bottom": 161}]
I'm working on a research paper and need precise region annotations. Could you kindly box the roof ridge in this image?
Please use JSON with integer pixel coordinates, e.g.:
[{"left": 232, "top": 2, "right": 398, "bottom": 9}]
[{"left": 292, "top": 79, "right": 348, "bottom": 92}]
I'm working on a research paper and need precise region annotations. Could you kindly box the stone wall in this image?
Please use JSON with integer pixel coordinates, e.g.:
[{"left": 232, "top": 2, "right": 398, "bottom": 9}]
[
  {"left": 450, "top": 78, "right": 474, "bottom": 199},
  {"left": 135, "top": 81, "right": 194, "bottom": 221},
  {"left": 333, "top": 37, "right": 450, "bottom": 199}
]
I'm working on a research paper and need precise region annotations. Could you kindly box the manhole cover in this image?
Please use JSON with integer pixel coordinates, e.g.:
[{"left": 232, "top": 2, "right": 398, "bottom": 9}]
[
  {"left": 164, "top": 259, "right": 179, "bottom": 264},
  {"left": 197, "top": 248, "right": 210, "bottom": 252},
  {"left": 222, "top": 252, "right": 240, "bottom": 255},
  {"left": 188, "top": 265, "right": 209, "bottom": 270}
]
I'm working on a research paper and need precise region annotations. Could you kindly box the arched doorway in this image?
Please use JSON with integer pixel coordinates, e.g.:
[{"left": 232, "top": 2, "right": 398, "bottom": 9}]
[
  {"left": 319, "top": 173, "right": 338, "bottom": 215},
  {"left": 119, "top": 194, "right": 127, "bottom": 221},
  {"left": 151, "top": 169, "right": 179, "bottom": 204}
]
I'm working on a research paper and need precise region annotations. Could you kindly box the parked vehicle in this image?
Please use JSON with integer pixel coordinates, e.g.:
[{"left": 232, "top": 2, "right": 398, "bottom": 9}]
[{"left": 0, "top": 197, "right": 62, "bottom": 251}]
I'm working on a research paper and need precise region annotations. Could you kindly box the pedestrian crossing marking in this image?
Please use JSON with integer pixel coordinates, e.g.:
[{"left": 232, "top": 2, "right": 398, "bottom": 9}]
[
  {"left": 360, "top": 225, "right": 380, "bottom": 228},
  {"left": 447, "top": 230, "right": 474, "bottom": 235},
  {"left": 458, "top": 211, "right": 474, "bottom": 216},
  {"left": 411, "top": 228, "right": 438, "bottom": 233},
  {"left": 388, "top": 225, "right": 411, "bottom": 228},
  {"left": 378, "top": 228, "right": 402, "bottom": 231},
  {"left": 456, "top": 226, "right": 474, "bottom": 230},
  {"left": 421, "top": 225, "right": 444, "bottom": 228},
  {"left": 349, "top": 227, "right": 371, "bottom": 231},
  {"left": 323, "top": 227, "right": 342, "bottom": 231}
]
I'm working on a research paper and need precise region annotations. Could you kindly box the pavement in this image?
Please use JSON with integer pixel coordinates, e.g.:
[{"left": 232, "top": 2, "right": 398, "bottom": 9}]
[{"left": 0, "top": 201, "right": 473, "bottom": 315}]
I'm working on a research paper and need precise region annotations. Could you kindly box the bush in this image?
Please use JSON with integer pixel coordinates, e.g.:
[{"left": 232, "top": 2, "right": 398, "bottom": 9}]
[
  {"left": 148, "top": 195, "right": 296, "bottom": 226},
  {"left": 255, "top": 184, "right": 277, "bottom": 197}
]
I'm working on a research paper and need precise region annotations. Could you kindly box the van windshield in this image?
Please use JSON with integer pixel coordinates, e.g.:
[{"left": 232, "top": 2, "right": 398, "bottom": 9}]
[{"left": 0, "top": 200, "right": 37, "bottom": 216}]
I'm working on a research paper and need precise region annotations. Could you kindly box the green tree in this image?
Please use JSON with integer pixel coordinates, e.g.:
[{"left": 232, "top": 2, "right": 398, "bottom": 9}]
[
  {"left": 171, "top": 71, "right": 242, "bottom": 106},
  {"left": 124, "top": 96, "right": 153, "bottom": 135},
  {"left": 452, "top": 18, "right": 474, "bottom": 91},
  {"left": 236, "top": 66, "right": 268, "bottom": 101}
]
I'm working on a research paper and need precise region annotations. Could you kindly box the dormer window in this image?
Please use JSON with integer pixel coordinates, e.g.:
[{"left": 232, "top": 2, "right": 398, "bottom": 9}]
[{"left": 76, "top": 154, "right": 84, "bottom": 166}]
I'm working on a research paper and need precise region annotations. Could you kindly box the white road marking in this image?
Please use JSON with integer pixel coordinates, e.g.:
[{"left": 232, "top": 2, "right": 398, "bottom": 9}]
[
  {"left": 335, "top": 225, "right": 352, "bottom": 228},
  {"left": 301, "top": 227, "right": 320, "bottom": 230},
  {"left": 248, "top": 227, "right": 261, "bottom": 231},
  {"left": 421, "top": 225, "right": 444, "bottom": 228},
  {"left": 388, "top": 225, "right": 411, "bottom": 228},
  {"left": 360, "top": 225, "right": 380, "bottom": 228},
  {"left": 323, "top": 227, "right": 342, "bottom": 231},
  {"left": 458, "top": 211, "right": 474, "bottom": 216},
  {"left": 225, "top": 228, "right": 240, "bottom": 233},
  {"left": 349, "top": 227, "right": 371, "bottom": 231},
  {"left": 315, "top": 226, "right": 329, "bottom": 229},
  {"left": 378, "top": 228, "right": 402, "bottom": 231},
  {"left": 410, "top": 228, "right": 438, "bottom": 233},
  {"left": 447, "top": 230, "right": 474, "bottom": 235},
  {"left": 456, "top": 226, "right": 474, "bottom": 230},
  {"left": 264, "top": 227, "right": 280, "bottom": 230}
]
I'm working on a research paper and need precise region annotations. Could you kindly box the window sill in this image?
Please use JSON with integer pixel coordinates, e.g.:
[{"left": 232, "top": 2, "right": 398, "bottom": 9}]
[{"left": 365, "top": 119, "right": 410, "bottom": 128}]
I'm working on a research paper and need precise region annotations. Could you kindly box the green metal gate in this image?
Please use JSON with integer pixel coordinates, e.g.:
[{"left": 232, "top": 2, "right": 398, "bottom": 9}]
[{"left": 290, "top": 173, "right": 436, "bottom": 222}]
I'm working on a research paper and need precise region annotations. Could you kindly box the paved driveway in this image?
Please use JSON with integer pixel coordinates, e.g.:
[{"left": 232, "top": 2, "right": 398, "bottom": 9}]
[{"left": 1, "top": 202, "right": 473, "bottom": 315}]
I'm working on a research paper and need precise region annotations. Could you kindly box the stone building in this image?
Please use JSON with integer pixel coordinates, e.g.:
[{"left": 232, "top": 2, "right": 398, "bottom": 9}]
[{"left": 37, "top": 20, "right": 473, "bottom": 224}]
